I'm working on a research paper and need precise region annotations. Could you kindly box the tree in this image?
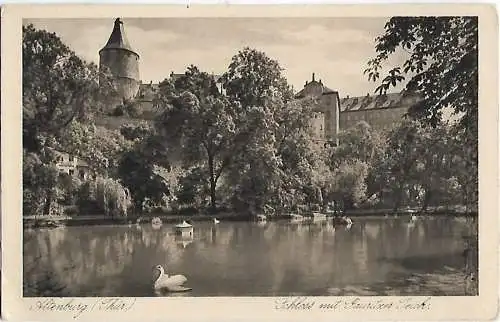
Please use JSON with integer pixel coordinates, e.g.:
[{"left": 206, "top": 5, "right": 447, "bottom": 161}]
[
  {"left": 57, "top": 121, "right": 133, "bottom": 175},
  {"left": 120, "top": 122, "right": 154, "bottom": 142},
  {"left": 371, "top": 120, "right": 463, "bottom": 211},
  {"left": 332, "top": 160, "right": 369, "bottom": 208},
  {"left": 155, "top": 66, "right": 237, "bottom": 211},
  {"left": 23, "top": 24, "right": 113, "bottom": 153},
  {"left": 221, "top": 47, "right": 293, "bottom": 109},
  {"left": 177, "top": 167, "right": 210, "bottom": 207},
  {"left": 118, "top": 146, "right": 171, "bottom": 211},
  {"left": 365, "top": 17, "right": 478, "bottom": 132},
  {"left": 79, "top": 177, "right": 132, "bottom": 218},
  {"left": 365, "top": 17, "right": 478, "bottom": 209},
  {"left": 328, "top": 121, "right": 385, "bottom": 168},
  {"left": 220, "top": 48, "right": 319, "bottom": 213},
  {"left": 23, "top": 149, "right": 62, "bottom": 217}
]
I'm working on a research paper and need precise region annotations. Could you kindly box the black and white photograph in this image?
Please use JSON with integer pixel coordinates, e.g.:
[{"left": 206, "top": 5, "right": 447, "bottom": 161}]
[
  {"left": 19, "top": 13, "right": 483, "bottom": 298},
  {"left": 1, "top": 5, "right": 497, "bottom": 320}
]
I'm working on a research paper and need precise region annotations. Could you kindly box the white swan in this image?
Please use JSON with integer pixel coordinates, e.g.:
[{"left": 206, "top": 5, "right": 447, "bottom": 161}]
[
  {"left": 153, "top": 265, "right": 192, "bottom": 292},
  {"left": 213, "top": 218, "right": 220, "bottom": 224}
]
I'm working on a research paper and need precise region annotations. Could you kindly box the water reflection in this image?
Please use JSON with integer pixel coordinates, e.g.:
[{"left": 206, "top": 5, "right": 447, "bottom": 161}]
[{"left": 24, "top": 217, "right": 472, "bottom": 297}]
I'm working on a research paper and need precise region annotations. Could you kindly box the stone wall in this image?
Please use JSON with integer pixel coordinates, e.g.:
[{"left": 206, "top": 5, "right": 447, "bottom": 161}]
[
  {"left": 99, "top": 48, "right": 140, "bottom": 101},
  {"left": 339, "top": 106, "right": 408, "bottom": 132},
  {"left": 321, "top": 92, "right": 340, "bottom": 145}
]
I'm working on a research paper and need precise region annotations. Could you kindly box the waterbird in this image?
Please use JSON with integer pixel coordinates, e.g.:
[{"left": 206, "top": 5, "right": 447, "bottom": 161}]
[
  {"left": 151, "top": 217, "right": 163, "bottom": 230},
  {"left": 213, "top": 218, "right": 220, "bottom": 224},
  {"left": 153, "top": 265, "right": 191, "bottom": 292}
]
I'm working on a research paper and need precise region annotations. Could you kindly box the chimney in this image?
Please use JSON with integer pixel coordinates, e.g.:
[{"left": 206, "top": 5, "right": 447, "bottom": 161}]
[
  {"left": 319, "top": 79, "right": 322, "bottom": 85},
  {"left": 312, "top": 73, "right": 315, "bottom": 82},
  {"left": 305, "top": 80, "right": 308, "bottom": 86},
  {"left": 346, "top": 95, "right": 350, "bottom": 99}
]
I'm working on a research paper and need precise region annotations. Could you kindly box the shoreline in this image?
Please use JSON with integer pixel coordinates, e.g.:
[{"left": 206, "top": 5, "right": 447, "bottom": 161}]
[{"left": 23, "top": 208, "right": 478, "bottom": 229}]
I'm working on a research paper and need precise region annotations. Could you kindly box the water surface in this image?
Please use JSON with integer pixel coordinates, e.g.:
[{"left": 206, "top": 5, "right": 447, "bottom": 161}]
[{"left": 23, "top": 216, "right": 474, "bottom": 296}]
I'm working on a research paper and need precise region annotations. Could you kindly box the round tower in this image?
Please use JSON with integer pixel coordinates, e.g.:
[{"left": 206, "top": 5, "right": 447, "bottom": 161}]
[{"left": 99, "top": 18, "right": 140, "bottom": 104}]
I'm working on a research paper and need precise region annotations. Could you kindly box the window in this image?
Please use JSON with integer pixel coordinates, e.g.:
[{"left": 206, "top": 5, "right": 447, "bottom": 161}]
[{"left": 69, "top": 169, "right": 75, "bottom": 176}]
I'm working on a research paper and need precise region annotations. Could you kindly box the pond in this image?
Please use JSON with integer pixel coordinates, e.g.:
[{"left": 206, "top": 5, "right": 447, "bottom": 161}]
[{"left": 23, "top": 216, "right": 476, "bottom": 297}]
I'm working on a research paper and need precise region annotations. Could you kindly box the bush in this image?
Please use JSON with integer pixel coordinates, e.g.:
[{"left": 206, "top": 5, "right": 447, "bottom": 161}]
[
  {"left": 112, "top": 106, "right": 125, "bottom": 116},
  {"left": 57, "top": 173, "right": 82, "bottom": 205}
]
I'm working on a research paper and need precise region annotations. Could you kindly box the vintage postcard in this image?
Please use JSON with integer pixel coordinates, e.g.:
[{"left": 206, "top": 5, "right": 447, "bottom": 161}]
[{"left": 1, "top": 3, "right": 498, "bottom": 322}]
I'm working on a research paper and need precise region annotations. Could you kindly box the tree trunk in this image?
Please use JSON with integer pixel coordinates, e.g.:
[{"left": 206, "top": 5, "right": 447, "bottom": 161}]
[
  {"left": 393, "top": 183, "right": 404, "bottom": 212},
  {"left": 43, "top": 191, "right": 53, "bottom": 216},
  {"left": 421, "top": 188, "right": 431, "bottom": 212},
  {"left": 208, "top": 154, "right": 217, "bottom": 212}
]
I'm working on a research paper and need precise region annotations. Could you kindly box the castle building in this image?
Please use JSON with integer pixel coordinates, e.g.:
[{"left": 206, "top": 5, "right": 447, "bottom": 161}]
[
  {"left": 295, "top": 73, "right": 341, "bottom": 146},
  {"left": 99, "top": 18, "right": 141, "bottom": 105},
  {"left": 99, "top": 18, "right": 419, "bottom": 141},
  {"left": 295, "top": 73, "right": 422, "bottom": 145}
]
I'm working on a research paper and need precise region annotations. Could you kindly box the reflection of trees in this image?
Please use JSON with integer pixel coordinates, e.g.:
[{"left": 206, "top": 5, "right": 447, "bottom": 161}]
[
  {"left": 24, "top": 226, "right": 180, "bottom": 296},
  {"left": 23, "top": 218, "right": 469, "bottom": 296}
]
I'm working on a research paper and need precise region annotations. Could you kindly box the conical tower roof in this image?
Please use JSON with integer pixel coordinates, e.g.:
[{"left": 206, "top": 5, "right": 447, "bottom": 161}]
[{"left": 100, "top": 18, "right": 138, "bottom": 56}]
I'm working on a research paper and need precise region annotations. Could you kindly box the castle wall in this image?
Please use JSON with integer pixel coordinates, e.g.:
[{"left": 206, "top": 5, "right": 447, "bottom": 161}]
[
  {"left": 321, "top": 93, "right": 340, "bottom": 145},
  {"left": 99, "top": 48, "right": 140, "bottom": 101},
  {"left": 310, "top": 111, "right": 325, "bottom": 139},
  {"left": 339, "top": 106, "right": 407, "bottom": 132}
]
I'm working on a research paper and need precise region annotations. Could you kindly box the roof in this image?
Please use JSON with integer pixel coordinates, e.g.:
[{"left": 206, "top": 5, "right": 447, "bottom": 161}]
[
  {"left": 100, "top": 18, "right": 138, "bottom": 56},
  {"left": 170, "top": 71, "right": 222, "bottom": 82},
  {"left": 339, "top": 92, "right": 421, "bottom": 112},
  {"left": 295, "top": 73, "right": 338, "bottom": 99}
]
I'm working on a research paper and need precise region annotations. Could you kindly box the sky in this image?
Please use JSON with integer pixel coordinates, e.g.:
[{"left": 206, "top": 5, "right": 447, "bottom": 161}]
[{"left": 25, "top": 17, "right": 407, "bottom": 98}]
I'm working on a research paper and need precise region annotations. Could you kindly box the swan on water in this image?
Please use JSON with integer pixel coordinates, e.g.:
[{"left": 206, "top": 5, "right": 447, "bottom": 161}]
[
  {"left": 213, "top": 218, "right": 220, "bottom": 224},
  {"left": 153, "top": 265, "right": 192, "bottom": 292}
]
